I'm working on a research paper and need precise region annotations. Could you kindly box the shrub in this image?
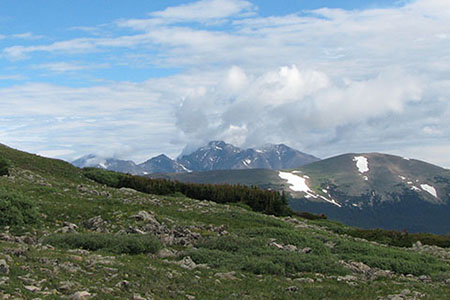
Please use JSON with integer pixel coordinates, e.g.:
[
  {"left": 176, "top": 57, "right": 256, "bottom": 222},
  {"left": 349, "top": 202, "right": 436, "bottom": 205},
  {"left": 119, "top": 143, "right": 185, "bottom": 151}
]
[
  {"left": 294, "top": 211, "right": 327, "bottom": 220},
  {"left": 0, "top": 157, "right": 9, "bottom": 176},
  {"left": 0, "top": 187, "right": 39, "bottom": 226},
  {"left": 43, "top": 233, "right": 162, "bottom": 255},
  {"left": 82, "top": 168, "right": 124, "bottom": 187}
]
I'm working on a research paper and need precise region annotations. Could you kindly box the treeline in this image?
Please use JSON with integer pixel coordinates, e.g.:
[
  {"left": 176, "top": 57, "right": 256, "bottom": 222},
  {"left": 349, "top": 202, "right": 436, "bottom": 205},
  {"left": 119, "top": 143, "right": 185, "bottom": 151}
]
[{"left": 82, "top": 168, "right": 292, "bottom": 216}]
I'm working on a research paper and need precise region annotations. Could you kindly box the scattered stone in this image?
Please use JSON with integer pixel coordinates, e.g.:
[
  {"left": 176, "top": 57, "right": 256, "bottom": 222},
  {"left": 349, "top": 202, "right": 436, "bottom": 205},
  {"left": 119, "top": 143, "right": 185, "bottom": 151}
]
[
  {"left": 59, "top": 281, "right": 77, "bottom": 293},
  {"left": 301, "top": 247, "right": 312, "bottom": 254},
  {"left": 131, "top": 211, "right": 158, "bottom": 223},
  {"left": 157, "top": 248, "right": 177, "bottom": 259},
  {"left": 0, "top": 277, "right": 9, "bottom": 285},
  {"left": 324, "top": 241, "right": 336, "bottom": 249},
  {"left": 56, "top": 222, "right": 78, "bottom": 233},
  {"left": 214, "top": 271, "right": 239, "bottom": 280},
  {"left": 418, "top": 275, "right": 431, "bottom": 283},
  {"left": 286, "top": 286, "right": 299, "bottom": 292},
  {"left": 294, "top": 278, "right": 314, "bottom": 283},
  {"left": 23, "top": 285, "right": 40, "bottom": 292},
  {"left": 0, "top": 260, "right": 9, "bottom": 274},
  {"left": 115, "top": 280, "right": 131, "bottom": 289},
  {"left": 270, "top": 242, "right": 284, "bottom": 250},
  {"left": 84, "top": 215, "right": 108, "bottom": 232},
  {"left": 337, "top": 275, "right": 358, "bottom": 282},
  {"left": 70, "top": 291, "right": 92, "bottom": 300},
  {"left": 284, "top": 245, "right": 298, "bottom": 252},
  {"left": 120, "top": 187, "right": 138, "bottom": 193},
  {"left": 178, "top": 256, "right": 197, "bottom": 270}
]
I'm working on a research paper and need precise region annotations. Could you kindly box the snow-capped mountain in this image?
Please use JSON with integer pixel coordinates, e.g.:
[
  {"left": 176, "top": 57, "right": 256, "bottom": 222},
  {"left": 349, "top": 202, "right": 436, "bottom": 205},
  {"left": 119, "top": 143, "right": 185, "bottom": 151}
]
[
  {"left": 140, "top": 154, "right": 190, "bottom": 174},
  {"left": 72, "top": 141, "right": 319, "bottom": 175},
  {"left": 177, "top": 141, "right": 320, "bottom": 171}
]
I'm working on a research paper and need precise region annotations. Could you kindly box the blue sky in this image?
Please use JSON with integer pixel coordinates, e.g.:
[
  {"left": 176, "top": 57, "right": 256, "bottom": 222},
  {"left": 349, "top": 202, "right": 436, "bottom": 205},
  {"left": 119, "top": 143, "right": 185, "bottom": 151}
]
[{"left": 1, "top": 0, "right": 450, "bottom": 167}]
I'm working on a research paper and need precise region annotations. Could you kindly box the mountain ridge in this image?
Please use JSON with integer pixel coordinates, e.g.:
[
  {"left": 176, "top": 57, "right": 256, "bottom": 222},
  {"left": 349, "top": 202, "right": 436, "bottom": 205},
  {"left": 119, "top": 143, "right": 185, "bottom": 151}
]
[
  {"left": 72, "top": 141, "right": 320, "bottom": 175},
  {"left": 152, "top": 152, "right": 450, "bottom": 234}
]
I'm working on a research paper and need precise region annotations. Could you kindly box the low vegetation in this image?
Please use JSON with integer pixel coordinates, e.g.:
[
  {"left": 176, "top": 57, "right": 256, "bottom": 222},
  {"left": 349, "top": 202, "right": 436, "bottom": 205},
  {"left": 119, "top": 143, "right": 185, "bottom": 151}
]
[
  {"left": 0, "top": 186, "right": 39, "bottom": 226},
  {"left": 0, "top": 156, "right": 9, "bottom": 176},
  {"left": 83, "top": 167, "right": 292, "bottom": 216},
  {"left": 310, "top": 219, "right": 450, "bottom": 248},
  {"left": 44, "top": 233, "right": 162, "bottom": 255},
  {"left": 0, "top": 144, "right": 449, "bottom": 299}
]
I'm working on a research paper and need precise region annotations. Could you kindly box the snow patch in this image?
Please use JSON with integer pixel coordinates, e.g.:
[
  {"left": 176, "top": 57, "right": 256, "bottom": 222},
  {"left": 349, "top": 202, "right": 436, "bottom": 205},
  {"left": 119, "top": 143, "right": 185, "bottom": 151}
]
[
  {"left": 353, "top": 156, "right": 369, "bottom": 173},
  {"left": 420, "top": 184, "right": 438, "bottom": 198},
  {"left": 399, "top": 175, "right": 406, "bottom": 180},
  {"left": 278, "top": 172, "right": 311, "bottom": 193},
  {"left": 411, "top": 186, "right": 421, "bottom": 192},
  {"left": 278, "top": 172, "right": 341, "bottom": 207},
  {"left": 363, "top": 176, "right": 368, "bottom": 181},
  {"left": 403, "top": 157, "right": 410, "bottom": 160},
  {"left": 143, "top": 172, "right": 148, "bottom": 175},
  {"left": 98, "top": 162, "right": 107, "bottom": 169}
]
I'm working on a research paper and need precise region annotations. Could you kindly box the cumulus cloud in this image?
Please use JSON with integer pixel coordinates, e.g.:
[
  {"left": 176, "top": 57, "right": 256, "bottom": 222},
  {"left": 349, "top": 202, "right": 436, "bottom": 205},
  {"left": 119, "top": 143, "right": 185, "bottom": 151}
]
[
  {"left": 1, "top": 0, "right": 450, "bottom": 167},
  {"left": 174, "top": 65, "right": 424, "bottom": 152}
]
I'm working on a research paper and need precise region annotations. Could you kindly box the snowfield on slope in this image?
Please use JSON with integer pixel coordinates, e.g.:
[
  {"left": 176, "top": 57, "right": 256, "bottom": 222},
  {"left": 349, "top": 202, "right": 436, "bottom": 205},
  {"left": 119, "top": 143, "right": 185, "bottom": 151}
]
[
  {"left": 420, "top": 184, "right": 438, "bottom": 198},
  {"left": 353, "top": 156, "right": 369, "bottom": 173},
  {"left": 278, "top": 171, "right": 341, "bottom": 207}
]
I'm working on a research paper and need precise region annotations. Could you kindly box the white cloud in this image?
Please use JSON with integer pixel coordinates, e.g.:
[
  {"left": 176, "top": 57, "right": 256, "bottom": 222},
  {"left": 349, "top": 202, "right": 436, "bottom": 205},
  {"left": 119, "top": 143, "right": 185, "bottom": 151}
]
[
  {"left": 149, "top": 0, "right": 256, "bottom": 23},
  {"left": 32, "top": 62, "right": 109, "bottom": 73},
  {"left": 11, "top": 32, "right": 44, "bottom": 40}
]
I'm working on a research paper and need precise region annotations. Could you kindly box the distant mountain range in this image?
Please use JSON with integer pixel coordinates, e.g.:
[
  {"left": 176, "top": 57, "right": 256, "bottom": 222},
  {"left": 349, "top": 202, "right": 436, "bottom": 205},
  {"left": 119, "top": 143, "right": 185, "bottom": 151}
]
[
  {"left": 153, "top": 153, "right": 450, "bottom": 234},
  {"left": 72, "top": 141, "right": 320, "bottom": 175}
]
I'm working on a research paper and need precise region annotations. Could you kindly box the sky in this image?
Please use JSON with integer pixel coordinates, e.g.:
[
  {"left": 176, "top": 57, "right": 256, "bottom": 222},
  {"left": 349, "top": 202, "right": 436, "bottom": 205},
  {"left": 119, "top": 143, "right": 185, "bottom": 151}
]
[{"left": 1, "top": 0, "right": 450, "bottom": 167}]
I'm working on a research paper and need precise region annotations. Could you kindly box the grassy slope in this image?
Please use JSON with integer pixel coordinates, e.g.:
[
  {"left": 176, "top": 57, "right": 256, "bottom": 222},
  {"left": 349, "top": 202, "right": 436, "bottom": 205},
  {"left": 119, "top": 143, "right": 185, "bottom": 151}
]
[{"left": 0, "top": 145, "right": 449, "bottom": 299}]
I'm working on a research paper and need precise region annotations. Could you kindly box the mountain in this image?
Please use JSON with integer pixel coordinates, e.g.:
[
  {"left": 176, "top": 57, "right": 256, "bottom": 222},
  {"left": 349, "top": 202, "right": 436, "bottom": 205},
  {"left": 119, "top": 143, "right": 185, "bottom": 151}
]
[
  {"left": 71, "top": 141, "right": 319, "bottom": 174},
  {"left": 140, "top": 154, "right": 190, "bottom": 174},
  {"left": 1, "top": 143, "right": 450, "bottom": 299},
  {"left": 72, "top": 154, "right": 142, "bottom": 174},
  {"left": 154, "top": 153, "right": 450, "bottom": 234},
  {"left": 177, "top": 141, "right": 320, "bottom": 171}
]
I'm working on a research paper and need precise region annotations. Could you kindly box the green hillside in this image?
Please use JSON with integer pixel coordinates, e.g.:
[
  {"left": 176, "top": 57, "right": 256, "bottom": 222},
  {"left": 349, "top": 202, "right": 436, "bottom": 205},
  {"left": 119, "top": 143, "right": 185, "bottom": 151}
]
[{"left": 0, "top": 144, "right": 449, "bottom": 299}]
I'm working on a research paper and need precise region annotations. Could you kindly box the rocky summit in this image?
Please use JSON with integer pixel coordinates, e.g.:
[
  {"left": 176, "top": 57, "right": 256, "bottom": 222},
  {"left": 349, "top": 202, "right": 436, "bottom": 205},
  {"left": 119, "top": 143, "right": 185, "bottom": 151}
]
[{"left": 1, "top": 143, "right": 450, "bottom": 299}]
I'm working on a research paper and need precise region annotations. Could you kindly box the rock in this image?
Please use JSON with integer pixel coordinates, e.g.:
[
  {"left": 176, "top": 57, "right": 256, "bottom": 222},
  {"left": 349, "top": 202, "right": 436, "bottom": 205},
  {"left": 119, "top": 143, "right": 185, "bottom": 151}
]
[
  {"left": 418, "top": 275, "right": 431, "bottom": 283},
  {"left": 270, "top": 242, "right": 284, "bottom": 250},
  {"left": 324, "top": 241, "right": 336, "bottom": 249},
  {"left": 340, "top": 260, "right": 371, "bottom": 274},
  {"left": 179, "top": 256, "right": 197, "bottom": 270},
  {"left": 120, "top": 187, "right": 138, "bottom": 193},
  {"left": 56, "top": 222, "right": 78, "bottom": 233},
  {"left": 24, "top": 285, "right": 40, "bottom": 292},
  {"left": 214, "top": 271, "right": 239, "bottom": 280},
  {"left": 131, "top": 211, "right": 159, "bottom": 224},
  {"left": 301, "top": 247, "right": 312, "bottom": 254},
  {"left": 84, "top": 215, "right": 107, "bottom": 232},
  {"left": 70, "top": 291, "right": 92, "bottom": 300},
  {"left": 186, "top": 295, "right": 195, "bottom": 300},
  {"left": 115, "top": 280, "right": 131, "bottom": 289},
  {"left": 337, "top": 275, "right": 358, "bottom": 282},
  {"left": 294, "top": 278, "right": 314, "bottom": 283},
  {"left": 0, "top": 260, "right": 9, "bottom": 274},
  {"left": 0, "top": 277, "right": 9, "bottom": 285},
  {"left": 157, "top": 248, "right": 177, "bottom": 259},
  {"left": 413, "top": 241, "right": 423, "bottom": 248},
  {"left": 286, "top": 286, "right": 299, "bottom": 292},
  {"left": 284, "top": 245, "right": 298, "bottom": 252}
]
